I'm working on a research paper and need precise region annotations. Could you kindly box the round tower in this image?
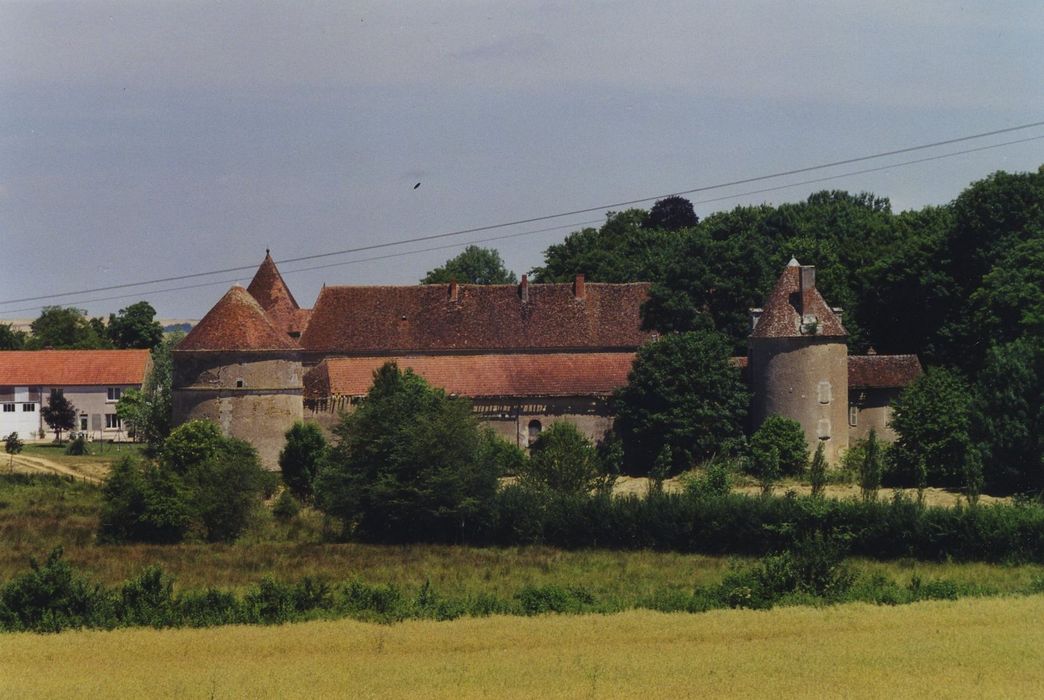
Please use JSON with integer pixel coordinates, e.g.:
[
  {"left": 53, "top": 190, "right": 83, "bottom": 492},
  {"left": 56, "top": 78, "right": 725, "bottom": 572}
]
[
  {"left": 172, "top": 285, "right": 302, "bottom": 470},
  {"left": 748, "top": 260, "right": 849, "bottom": 464}
]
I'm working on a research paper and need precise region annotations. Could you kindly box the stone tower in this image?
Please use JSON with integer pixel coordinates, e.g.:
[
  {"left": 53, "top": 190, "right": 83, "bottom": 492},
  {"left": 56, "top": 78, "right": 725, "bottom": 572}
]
[
  {"left": 748, "top": 260, "right": 849, "bottom": 463},
  {"left": 172, "top": 285, "right": 303, "bottom": 469}
]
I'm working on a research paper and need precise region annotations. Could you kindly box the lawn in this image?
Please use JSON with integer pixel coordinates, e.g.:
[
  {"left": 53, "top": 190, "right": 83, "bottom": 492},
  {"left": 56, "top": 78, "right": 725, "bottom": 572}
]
[{"left": 3, "top": 596, "right": 1043, "bottom": 698}]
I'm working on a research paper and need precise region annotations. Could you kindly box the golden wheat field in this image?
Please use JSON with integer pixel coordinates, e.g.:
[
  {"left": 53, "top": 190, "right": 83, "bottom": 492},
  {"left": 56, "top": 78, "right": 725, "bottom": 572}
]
[{"left": 3, "top": 596, "right": 1043, "bottom": 699}]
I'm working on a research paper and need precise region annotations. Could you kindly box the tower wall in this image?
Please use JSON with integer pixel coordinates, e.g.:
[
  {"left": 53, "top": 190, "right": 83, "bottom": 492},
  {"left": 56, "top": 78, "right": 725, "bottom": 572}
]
[
  {"left": 172, "top": 350, "right": 303, "bottom": 470},
  {"left": 749, "top": 337, "right": 849, "bottom": 464}
]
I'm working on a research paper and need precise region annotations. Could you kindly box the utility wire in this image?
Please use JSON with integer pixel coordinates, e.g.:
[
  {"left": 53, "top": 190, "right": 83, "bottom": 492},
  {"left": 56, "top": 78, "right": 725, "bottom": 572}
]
[
  {"left": 2, "top": 119, "right": 1043, "bottom": 307},
  {"left": 5, "top": 132, "right": 1042, "bottom": 316}
]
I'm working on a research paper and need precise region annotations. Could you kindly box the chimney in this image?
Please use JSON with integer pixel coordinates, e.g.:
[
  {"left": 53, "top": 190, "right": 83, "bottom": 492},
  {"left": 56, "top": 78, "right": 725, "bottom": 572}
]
[
  {"left": 573, "top": 273, "right": 586, "bottom": 300},
  {"left": 448, "top": 278, "right": 459, "bottom": 303},
  {"left": 519, "top": 274, "right": 530, "bottom": 303}
]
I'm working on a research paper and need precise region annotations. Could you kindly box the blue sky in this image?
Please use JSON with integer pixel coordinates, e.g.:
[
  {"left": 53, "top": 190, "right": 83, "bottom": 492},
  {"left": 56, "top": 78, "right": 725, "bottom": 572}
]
[{"left": 1, "top": 1, "right": 1042, "bottom": 319}]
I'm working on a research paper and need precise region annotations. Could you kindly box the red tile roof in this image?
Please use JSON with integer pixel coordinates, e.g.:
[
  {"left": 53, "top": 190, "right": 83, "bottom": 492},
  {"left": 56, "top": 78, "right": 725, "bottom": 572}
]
[
  {"left": 246, "top": 253, "right": 308, "bottom": 336},
  {"left": 177, "top": 286, "right": 299, "bottom": 351},
  {"left": 298, "top": 282, "right": 652, "bottom": 354},
  {"left": 751, "top": 261, "right": 846, "bottom": 339},
  {"left": 0, "top": 350, "right": 150, "bottom": 386},
  {"left": 304, "top": 353, "right": 639, "bottom": 398},
  {"left": 849, "top": 354, "right": 922, "bottom": 388}
]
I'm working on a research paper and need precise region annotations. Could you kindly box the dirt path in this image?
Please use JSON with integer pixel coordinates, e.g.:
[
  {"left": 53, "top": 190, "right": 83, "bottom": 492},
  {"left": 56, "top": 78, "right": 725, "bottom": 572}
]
[{"left": 6, "top": 454, "right": 104, "bottom": 484}]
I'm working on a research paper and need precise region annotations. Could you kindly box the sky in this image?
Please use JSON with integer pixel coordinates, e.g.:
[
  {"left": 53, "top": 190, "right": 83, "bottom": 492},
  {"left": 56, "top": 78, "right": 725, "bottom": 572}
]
[{"left": 1, "top": 1, "right": 1042, "bottom": 321}]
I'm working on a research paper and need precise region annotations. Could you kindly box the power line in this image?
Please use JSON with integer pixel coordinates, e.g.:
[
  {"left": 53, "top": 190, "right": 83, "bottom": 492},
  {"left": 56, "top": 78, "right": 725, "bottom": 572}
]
[
  {"left": 6, "top": 132, "right": 1042, "bottom": 316},
  {"left": 2, "top": 119, "right": 1043, "bottom": 307}
]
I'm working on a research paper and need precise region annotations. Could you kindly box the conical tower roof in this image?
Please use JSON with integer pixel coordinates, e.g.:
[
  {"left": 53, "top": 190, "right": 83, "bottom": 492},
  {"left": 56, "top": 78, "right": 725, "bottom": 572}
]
[
  {"left": 178, "top": 286, "right": 299, "bottom": 351},
  {"left": 247, "top": 250, "right": 300, "bottom": 313},
  {"left": 750, "top": 261, "right": 846, "bottom": 339}
]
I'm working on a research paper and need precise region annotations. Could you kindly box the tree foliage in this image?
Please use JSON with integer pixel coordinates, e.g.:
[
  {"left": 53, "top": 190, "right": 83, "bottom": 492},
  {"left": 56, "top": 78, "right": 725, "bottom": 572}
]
[
  {"left": 107, "top": 301, "right": 164, "bottom": 349},
  {"left": 643, "top": 196, "right": 698, "bottom": 231},
  {"left": 314, "top": 363, "right": 506, "bottom": 542},
  {"left": 116, "top": 332, "right": 180, "bottom": 452},
  {"left": 28, "top": 307, "right": 109, "bottom": 349},
  {"left": 0, "top": 323, "right": 27, "bottom": 350},
  {"left": 519, "top": 422, "right": 606, "bottom": 495},
  {"left": 278, "top": 421, "right": 328, "bottom": 503},
  {"left": 613, "top": 330, "right": 749, "bottom": 473},
  {"left": 5, "top": 432, "right": 24, "bottom": 467},
  {"left": 422, "top": 245, "right": 517, "bottom": 285},
  {"left": 41, "top": 390, "right": 77, "bottom": 443},
  {"left": 889, "top": 368, "right": 973, "bottom": 487},
  {"left": 750, "top": 416, "right": 809, "bottom": 477}
]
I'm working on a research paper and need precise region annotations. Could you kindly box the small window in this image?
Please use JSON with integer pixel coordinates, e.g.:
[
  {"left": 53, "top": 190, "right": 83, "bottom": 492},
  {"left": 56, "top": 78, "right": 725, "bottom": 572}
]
[
  {"left": 107, "top": 387, "right": 122, "bottom": 402},
  {"left": 80, "top": 414, "right": 88, "bottom": 431},
  {"left": 235, "top": 379, "right": 245, "bottom": 388},
  {"left": 527, "top": 420, "right": 542, "bottom": 446},
  {"left": 817, "top": 380, "right": 832, "bottom": 405},
  {"left": 105, "top": 414, "right": 121, "bottom": 429},
  {"left": 817, "top": 419, "right": 831, "bottom": 440},
  {"left": 2, "top": 403, "right": 14, "bottom": 412},
  {"left": 22, "top": 403, "right": 36, "bottom": 412},
  {"left": 849, "top": 406, "right": 858, "bottom": 427}
]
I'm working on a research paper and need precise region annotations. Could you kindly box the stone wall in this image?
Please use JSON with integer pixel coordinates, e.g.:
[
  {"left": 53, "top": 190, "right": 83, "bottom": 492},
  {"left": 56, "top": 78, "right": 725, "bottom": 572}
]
[
  {"left": 749, "top": 337, "right": 849, "bottom": 464},
  {"left": 849, "top": 387, "right": 900, "bottom": 443},
  {"left": 173, "top": 351, "right": 303, "bottom": 469}
]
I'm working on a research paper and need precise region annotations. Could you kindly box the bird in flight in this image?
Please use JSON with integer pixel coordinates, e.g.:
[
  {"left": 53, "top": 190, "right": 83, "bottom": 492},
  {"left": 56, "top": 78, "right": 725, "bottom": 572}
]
[{"left": 413, "top": 182, "right": 421, "bottom": 189}]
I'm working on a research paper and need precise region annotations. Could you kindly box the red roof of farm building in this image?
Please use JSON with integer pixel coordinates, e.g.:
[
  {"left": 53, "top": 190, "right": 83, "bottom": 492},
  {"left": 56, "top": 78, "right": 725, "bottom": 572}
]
[
  {"left": 0, "top": 350, "right": 150, "bottom": 386},
  {"left": 751, "top": 260, "right": 847, "bottom": 339},
  {"left": 848, "top": 354, "right": 922, "bottom": 388},
  {"left": 304, "top": 352, "right": 639, "bottom": 398},
  {"left": 177, "top": 286, "right": 298, "bottom": 351}
]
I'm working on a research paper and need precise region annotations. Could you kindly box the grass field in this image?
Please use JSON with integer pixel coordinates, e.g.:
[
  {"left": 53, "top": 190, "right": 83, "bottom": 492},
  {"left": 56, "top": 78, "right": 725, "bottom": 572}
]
[{"left": 3, "top": 595, "right": 1043, "bottom": 698}]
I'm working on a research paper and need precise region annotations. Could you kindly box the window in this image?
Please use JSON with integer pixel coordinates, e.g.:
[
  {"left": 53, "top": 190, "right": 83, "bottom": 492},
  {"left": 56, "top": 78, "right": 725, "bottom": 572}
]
[
  {"left": 22, "top": 403, "right": 36, "bottom": 412},
  {"left": 107, "top": 387, "right": 122, "bottom": 402},
  {"left": 817, "top": 419, "right": 831, "bottom": 440},
  {"left": 105, "top": 414, "right": 121, "bottom": 429},
  {"left": 527, "top": 419, "right": 542, "bottom": 446},
  {"left": 80, "top": 414, "right": 88, "bottom": 431},
  {"left": 817, "top": 380, "right": 832, "bottom": 405},
  {"left": 2, "top": 403, "right": 14, "bottom": 412},
  {"left": 849, "top": 406, "right": 858, "bottom": 427},
  {"left": 235, "top": 379, "right": 245, "bottom": 388}
]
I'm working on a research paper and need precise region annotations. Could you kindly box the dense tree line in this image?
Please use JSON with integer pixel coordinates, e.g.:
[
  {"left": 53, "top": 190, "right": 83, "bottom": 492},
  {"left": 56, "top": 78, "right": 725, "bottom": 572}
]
[{"left": 0, "top": 301, "right": 164, "bottom": 351}]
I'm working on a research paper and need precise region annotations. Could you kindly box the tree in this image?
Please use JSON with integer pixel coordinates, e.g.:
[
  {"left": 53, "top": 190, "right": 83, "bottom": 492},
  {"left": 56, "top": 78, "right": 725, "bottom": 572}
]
[
  {"left": 809, "top": 441, "right": 827, "bottom": 498},
  {"left": 41, "top": 390, "right": 76, "bottom": 444},
  {"left": 972, "top": 338, "right": 1043, "bottom": 494},
  {"left": 99, "top": 457, "right": 191, "bottom": 544},
  {"left": 278, "top": 422, "right": 328, "bottom": 503},
  {"left": 531, "top": 209, "right": 675, "bottom": 283},
  {"left": 0, "top": 324, "right": 27, "bottom": 350},
  {"left": 643, "top": 196, "right": 698, "bottom": 231},
  {"left": 107, "top": 301, "right": 164, "bottom": 349},
  {"left": 116, "top": 332, "right": 181, "bottom": 452},
  {"left": 889, "top": 368, "right": 973, "bottom": 487},
  {"left": 749, "top": 416, "right": 809, "bottom": 477},
  {"left": 969, "top": 235, "right": 1044, "bottom": 349},
  {"left": 860, "top": 428, "right": 882, "bottom": 501},
  {"left": 314, "top": 363, "right": 504, "bottom": 542},
  {"left": 5, "top": 432, "right": 23, "bottom": 469},
  {"left": 28, "top": 307, "right": 108, "bottom": 349},
  {"left": 519, "top": 422, "right": 605, "bottom": 495},
  {"left": 613, "top": 330, "right": 749, "bottom": 473},
  {"left": 422, "top": 245, "right": 517, "bottom": 285}
]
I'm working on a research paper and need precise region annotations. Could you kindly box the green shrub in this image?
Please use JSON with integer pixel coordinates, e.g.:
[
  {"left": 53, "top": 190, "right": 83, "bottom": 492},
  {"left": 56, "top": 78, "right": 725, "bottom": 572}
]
[
  {"left": 750, "top": 415, "right": 808, "bottom": 476},
  {"left": 515, "top": 584, "right": 596, "bottom": 615},
  {"left": 0, "top": 548, "right": 109, "bottom": 632},
  {"left": 809, "top": 442, "right": 827, "bottom": 497},
  {"left": 520, "top": 422, "right": 605, "bottom": 495},
  {"left": 278, "top": 422, "right": 327, "bottom": 503},
  {"left": 272, "top": 490, "right": 301, "bottom": 522},
  {"left": 65, "top": 434, "right": 90, "bottom": 455}
]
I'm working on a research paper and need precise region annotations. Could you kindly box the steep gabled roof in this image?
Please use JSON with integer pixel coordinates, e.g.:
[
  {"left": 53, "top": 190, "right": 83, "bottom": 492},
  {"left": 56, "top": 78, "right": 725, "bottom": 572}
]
[
  {"left": 177, "top": 286, "right": 298, "bottom": 351},
  {"left": 849, "top": 354, "right": 922, "bottom": 388},
  {"left": 0, "top": 350, "right": 150, "bottom": 386},
  {"left": 246, "top": 252, "right": 308, "bottom": 336},
  {"left": 750, "top": 260, "right": 847, "bottom": 339},
  {"left": 298, "top": 282, "right": 652, "bottom": 354},
  {"left": 304, "top": 352, "right": 637, "bottom": 398}
]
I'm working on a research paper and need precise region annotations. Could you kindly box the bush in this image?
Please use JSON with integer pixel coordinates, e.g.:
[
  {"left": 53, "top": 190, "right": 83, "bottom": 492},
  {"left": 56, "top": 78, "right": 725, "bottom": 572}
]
[
  {"left": 750, "top": 415, "right": 808, "bottom": 476},
  {"left": 520, "top": 422, "right": 606, "bottom": 495},
  {"left": 278, "top": 422, "right": 327, "bottom": 503},
  {"left": 272, "top": 490, "right": 301, "bottom": 522},
  {"left": 65, "top": 434, "right": 89, "bottom": 455},
  {"left": 314, "top": 363, "right": 507, "bottom": 543},
  {"left": 0, "top": 548, "right": 109, "bottom": 632},
  {"left": 99, "top": 457, "right": 192, "bottom": 544}
]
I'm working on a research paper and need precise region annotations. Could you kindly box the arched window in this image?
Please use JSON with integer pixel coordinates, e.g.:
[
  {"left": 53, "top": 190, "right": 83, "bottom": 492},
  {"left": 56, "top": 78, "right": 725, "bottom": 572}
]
[{"left": 527, "top": 419, "right": 542, "bottom": 446}]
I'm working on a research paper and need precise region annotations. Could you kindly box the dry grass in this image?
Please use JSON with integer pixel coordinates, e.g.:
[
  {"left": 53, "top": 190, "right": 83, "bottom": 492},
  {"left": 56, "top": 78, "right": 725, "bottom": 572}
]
[{"left": 3, "top": 596, "right": 1043, "bottom": 698}]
